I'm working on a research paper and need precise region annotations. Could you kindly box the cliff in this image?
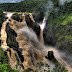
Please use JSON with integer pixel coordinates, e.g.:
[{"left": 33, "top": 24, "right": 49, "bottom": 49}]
[{"left": 1, "top": 13, "right": 47, "bottom": 72}]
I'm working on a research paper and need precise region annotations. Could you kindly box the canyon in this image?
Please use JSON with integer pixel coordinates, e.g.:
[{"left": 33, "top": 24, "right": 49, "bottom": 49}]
[{"left": 1, "top": 12, "right": 72, "bottom": 72}]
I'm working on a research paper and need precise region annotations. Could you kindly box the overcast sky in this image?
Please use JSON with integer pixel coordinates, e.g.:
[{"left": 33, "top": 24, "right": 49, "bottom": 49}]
[{"left": 0, "top": 0, "right": 22, "bottom": 3}]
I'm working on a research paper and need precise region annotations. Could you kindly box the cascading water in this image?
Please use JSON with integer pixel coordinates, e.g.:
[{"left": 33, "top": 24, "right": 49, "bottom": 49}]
[
  {"left": 1, "top": 12, "right": 72, "bottom": 72},
  {"left": 38, "top": 16, "right": 72, "bottom": 72},
  {"left": 39, "top": 16, "right": 47, "bottom": 30},
  {"left": 43, "top": 46, "right": 72, "bottom": 72},
  {"left": 38, "top": 16, "right": 47, "bottom": 43},
  {"left": 18, "top": 25, "right": 55, "bottom": 71}
]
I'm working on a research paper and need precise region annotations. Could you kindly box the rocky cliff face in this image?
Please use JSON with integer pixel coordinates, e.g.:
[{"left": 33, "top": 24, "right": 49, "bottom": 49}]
[
  {"left": 1, "top": 13, "right": 48, "bottom": 71},
  {"left": 1, "top": 12, "right": 72, "bottom": 72}
]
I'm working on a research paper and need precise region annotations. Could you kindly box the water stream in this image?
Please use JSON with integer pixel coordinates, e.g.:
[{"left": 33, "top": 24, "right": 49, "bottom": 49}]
[{"left": 39, "top": 16, "right": 72, "bottom": 72}]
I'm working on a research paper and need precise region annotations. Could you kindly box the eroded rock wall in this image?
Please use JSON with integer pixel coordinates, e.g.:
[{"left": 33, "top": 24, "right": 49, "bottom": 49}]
[{"left": 1, "top": 13, "right": 45, "bottom": 71}]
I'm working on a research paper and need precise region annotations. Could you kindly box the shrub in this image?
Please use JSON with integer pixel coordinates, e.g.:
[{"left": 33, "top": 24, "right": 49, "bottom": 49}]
[{"left": 0, "top": 48, "right": 19, "bottom": 72}]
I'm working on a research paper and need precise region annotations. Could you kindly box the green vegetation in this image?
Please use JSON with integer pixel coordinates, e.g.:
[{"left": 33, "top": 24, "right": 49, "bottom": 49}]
[
  {"left": 65, "top": 35, "right": 72, "bottom": 40},
  {"left": 36, "top": 62, "right": 68, "bottom": 72},
  {"left": 23, "top": 62, "right": 68, "bottom": 72},
  {"left": 37, "top": 62, "right": 44, "bottom": 68},
  {"left": 0, "top": 48, "right": 18, "bottom": 72},
  {"left": 0, "top": 0, "right": 49, "bottom": 22},
  {"left": 0, "top": 0, "right": 72, "bottom": 72},
  {"left": 0, "top": 0, "right": 48, "bottom": 13},
  {"left": 0, "top": 47, "right": 68, "bottom": 72},
  {"left": 47, "top": 12, "right": 72, "bottom": 36},
  {"left": 0, "top": 63, "right": 18, "bottom": 72},
  {"left": 44, "top": 1, "right": 72, "bottom": 52},
  {"left": 0, "top": 3, "right": 16, "bottom": 11},
  {"left": 51, "top": 64, "right": 68, "bottom": 72},
  {"left": 0, "top": 48, "right": 8, "bottom": 64}
]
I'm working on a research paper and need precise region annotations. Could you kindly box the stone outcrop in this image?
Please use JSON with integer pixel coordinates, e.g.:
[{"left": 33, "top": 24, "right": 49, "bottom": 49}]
[
  {"left": 25, "top": 14, "right": 40, "bottom": 37},
  {"left": 1, "top": 13, "right": 46, "bottom": 71}
]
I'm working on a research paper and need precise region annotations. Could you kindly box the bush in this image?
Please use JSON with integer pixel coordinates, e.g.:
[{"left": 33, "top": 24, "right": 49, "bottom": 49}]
[
  {"left": 0, "top": 63, "right": 18, "bottom": 72},
  {"left": 0, "top": 48, "right": 8, "bottom": 64},
  {"left": 0, "top": 48, "right": 19, "bottom": 72}
]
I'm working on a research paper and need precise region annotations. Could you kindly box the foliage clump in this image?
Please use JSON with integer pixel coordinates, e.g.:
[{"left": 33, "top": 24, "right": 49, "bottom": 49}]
[{"left": 0, "top": 48, "right": 18, "bottom": 72}]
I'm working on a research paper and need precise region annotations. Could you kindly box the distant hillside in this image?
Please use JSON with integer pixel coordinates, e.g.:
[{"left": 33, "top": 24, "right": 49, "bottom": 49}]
[
  {"left": 0, "top": 0, "right": 72, "bottom": 16},
  {"left": 0, "top": 0, "right": 49, "bottom": 22},
  {"left": 0, "top": 0, "right": 72, "bottom": 72},
  {"left": 0, "top": 0, "right": 48, "bottom": 13},
  {"left": 0, "top": 3, "right": 16, "bottom": 11},
  {"left": 44, "top": 1, "right": 72, "bottom": 54}
]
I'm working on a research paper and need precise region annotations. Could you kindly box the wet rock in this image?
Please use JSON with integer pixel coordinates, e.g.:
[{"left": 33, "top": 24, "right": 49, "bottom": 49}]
[
  {"left": 25, "top": 15, "right": 40, "bottom": 37},
  {"left": 1, "top": 14, "right": 45, "bottom": 71}
]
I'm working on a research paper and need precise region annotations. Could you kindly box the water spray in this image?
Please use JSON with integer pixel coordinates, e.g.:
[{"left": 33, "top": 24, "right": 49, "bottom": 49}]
[{"left": 39, "top": 16, "right": 47, "bottom": 44}]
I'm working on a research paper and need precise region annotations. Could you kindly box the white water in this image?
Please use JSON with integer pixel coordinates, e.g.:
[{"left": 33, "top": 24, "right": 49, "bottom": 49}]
[
  {"left": 2, "top": 14, "right": 72, "bottom": 71},
  {"left": 3, "top": 12, "right": 14, "bottom": 18},
  {"left": 38, "top": 16, "right": 47, "bottom": 43},
  {"left": 18, "top": 26, "right": 55, "bottom": 70},
  {"left": 38, "top": 16, "right": 72, "bottom": 72},
  {"left": 18, "top": 25, "right": 72, "bottom": 72},
  {"left": 39, "top": 16, "right": 47, "bottom": 30},
  {"left": 43, "top": 46, "right": 72, "bottom": 72}
]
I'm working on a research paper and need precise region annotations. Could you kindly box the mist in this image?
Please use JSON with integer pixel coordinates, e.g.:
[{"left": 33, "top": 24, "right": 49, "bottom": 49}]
[
  {"left": 18, "top": 23, "right": 72, "bottom": 72},
  {"left": 59, "top": 0, "right": 72, "bottom": 5},
  {"left": 18, "top": 26, "right": 38, "bottom": 42}
]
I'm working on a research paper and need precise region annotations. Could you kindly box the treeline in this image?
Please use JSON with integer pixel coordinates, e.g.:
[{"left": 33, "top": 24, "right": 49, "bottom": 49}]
[
  {"left": 0, "top": 3, "right": 16, "bottom": 11},
  {"left": 0, "top": 0, "right": 48, "bottom": 13},
  {"left": 0, "top": 0, "right": 72, "bottom": 17},
  {"left": 0, "top": 0, "right": 72, "bottom": 16}
]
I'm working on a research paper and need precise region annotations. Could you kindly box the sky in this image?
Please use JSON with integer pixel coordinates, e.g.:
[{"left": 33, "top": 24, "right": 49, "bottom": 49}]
[
  {"left": 0, "top": 0, "right": 22, "bottom": 3},
  {"left": 0, "top": 0, "right": 72, "bottom": 4}
]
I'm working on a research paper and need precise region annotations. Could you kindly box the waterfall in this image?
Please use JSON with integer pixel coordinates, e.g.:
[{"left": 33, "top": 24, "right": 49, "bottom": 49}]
[
  {"left": 1, "top": 13, "right": 72, "bottom": 72},
  {"left": 39, "top": 16, "right": 47, "bottom": 43},
  {"left": 38, "top": 16, "right": 72, "bottom": 72},
  {"left": 39, "top": 16, "right": 47, "bottom": 30}
]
